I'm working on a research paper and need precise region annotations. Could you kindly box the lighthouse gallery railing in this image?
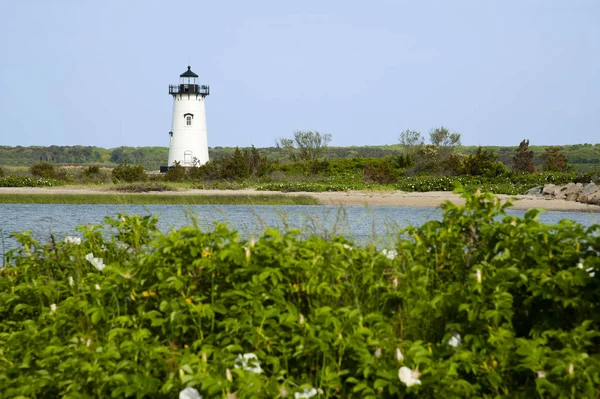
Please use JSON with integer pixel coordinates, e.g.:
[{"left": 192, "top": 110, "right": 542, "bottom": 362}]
[{"left": 169, "top": 84, "right": 210, "bottom": 95}]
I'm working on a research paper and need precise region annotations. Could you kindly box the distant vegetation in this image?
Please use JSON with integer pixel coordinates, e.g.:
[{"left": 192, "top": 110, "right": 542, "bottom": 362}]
[
  {"left": 1, "top": 142, "right": 599, "bottom": 172},
  {"left": 1, "top": 131, "right": 599, "bottom": 195}
]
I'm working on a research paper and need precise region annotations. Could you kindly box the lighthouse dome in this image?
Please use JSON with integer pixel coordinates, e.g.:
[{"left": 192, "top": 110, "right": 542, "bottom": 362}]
[{"left": 180, "top": 66, "right": 198, "bottom": 78}]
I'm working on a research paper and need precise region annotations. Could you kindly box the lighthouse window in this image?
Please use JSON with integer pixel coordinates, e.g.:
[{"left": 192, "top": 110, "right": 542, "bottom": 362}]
[{"left": 186, "top": 116, "right": 192, "bottom": 126}]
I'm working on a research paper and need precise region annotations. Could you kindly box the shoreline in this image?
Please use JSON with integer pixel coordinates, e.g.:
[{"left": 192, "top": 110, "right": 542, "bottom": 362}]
[{"left": 0, "top": 186, "right": 599, "bottom": 212}]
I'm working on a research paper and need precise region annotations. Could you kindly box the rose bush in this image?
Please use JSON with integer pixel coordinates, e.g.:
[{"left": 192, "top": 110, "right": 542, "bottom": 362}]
[{"left": 0, "top": 188, "right": 599, "bottom": 398}]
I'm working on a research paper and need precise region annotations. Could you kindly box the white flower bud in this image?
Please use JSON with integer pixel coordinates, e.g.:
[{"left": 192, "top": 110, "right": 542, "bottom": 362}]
[{"left": 395, "top": 348, "right": 404, "bottom": 362}]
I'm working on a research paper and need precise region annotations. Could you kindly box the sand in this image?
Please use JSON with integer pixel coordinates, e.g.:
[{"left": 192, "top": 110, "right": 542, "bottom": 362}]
[{"left": 1, "top": 186, "right": 599, "bottom": 212}]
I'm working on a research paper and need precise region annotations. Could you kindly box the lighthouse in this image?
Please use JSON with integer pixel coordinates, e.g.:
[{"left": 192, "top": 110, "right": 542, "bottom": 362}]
[{"left": 167, "top": 66, "right": 210, "bottom": 167}]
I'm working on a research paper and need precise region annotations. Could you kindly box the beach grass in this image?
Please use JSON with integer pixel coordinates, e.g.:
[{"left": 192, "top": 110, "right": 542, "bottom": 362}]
[{"left": 0, "top": 193, "right": 321, "bottom": 205}]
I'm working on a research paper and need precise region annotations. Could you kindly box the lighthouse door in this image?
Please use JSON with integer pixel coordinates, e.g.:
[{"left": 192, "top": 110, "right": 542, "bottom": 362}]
[{"left": 184, "top": 151, "right": 193, "bottom": 165}]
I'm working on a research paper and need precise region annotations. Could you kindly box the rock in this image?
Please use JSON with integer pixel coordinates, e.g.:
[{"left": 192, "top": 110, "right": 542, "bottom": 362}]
[
  {"left": 577, "top": 194, "right": 590, "bottom": 203},
  {"left": 526, "top": 186, "right": 543, "bottom": 196},
  {"left": 542, "top": 184, "right": 557, "bottom": 196},
  {"left": 582, "top": 182, "right": 599, "bottom": 196},
  {"left": 553, "top": 186, "right": 567, "bottom": 200},
  {"left": 564, "top": 182, "right": 584, "bottom": 195},
  {"left": 565, "top": 192, "right": 579, "bottom": 201},
  {"left": 588, "top": 192, "right": 600, "bottom": 205}
]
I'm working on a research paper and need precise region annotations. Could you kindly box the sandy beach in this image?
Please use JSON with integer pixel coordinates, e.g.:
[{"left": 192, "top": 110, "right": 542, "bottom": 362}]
[{"left": 1, "top": 186, "right": 599, "bottom": 212}]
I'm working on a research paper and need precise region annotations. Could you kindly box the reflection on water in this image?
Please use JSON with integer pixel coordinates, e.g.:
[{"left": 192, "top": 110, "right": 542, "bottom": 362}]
[{"left": 1, "top": 204, "right": 599, "bottom": 259}]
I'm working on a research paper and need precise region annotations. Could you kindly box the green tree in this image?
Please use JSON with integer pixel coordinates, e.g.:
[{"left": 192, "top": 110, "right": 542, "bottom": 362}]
[
  {"left": 541, "top": 146, "right": 569, "bottom": 172},
  {"left": 276, "top": 131, "right": 332, "bottom": 162},
  {"left": 110, "top": 147, "right": 126, "bottom": 164},
  {"left": 512, "top": 139, "right": 536, "bottom": 173},
  {"left": 429, "top": 126, "right": 461, "bottom": 148},
  {"left": 398, "top": 129, "right": 424, "bottom": 148},
  {"left": 460, "top": 147, "right": 508, "bottom": 177}
]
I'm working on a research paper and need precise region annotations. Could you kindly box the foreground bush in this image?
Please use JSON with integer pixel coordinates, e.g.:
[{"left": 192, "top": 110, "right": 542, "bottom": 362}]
[{"left": 1, "top": 190, "right": 599, "bottom": 398}]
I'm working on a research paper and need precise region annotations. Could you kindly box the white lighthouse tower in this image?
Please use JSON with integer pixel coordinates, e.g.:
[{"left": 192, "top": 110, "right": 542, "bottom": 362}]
[{"left": 167, "top": 66, "right": 210, "bottom": 167}]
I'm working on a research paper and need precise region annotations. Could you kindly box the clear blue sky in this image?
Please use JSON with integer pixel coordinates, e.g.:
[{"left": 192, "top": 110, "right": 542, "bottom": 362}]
[{"left": 1, "top": 1, "right": 598, "bottom": 149}]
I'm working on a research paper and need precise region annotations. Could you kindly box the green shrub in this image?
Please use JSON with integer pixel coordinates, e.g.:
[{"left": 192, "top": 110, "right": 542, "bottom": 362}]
[
  {"left": 82, "top": 165, "right": 101, "bottom": 176},
  {"left": 364, "top": 157, "right": 401, "bottom": 184},
  {"left": 0, "top": 166, "right": 4, "bottom": 177},
  {"left": 191, "top": 147, "right": 273, "bottom": 181},
  {"left": 111, "top": 162, "right": 147, "bottom": 182},
  {"left": 1, "top": 189, "right": 599, "bottom": 397},
  {"left": 164, "top": 161, "right": 186, "bottom": 182},
  {"left": 29, "top": 162, "right": 66, "bottom": 180},
  {"left": 0, "top": 175, "right": 58, "bottom": 187}
]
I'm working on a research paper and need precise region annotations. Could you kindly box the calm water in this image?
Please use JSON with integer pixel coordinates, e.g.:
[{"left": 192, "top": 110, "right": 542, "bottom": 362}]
[{"left": 1, "top": 204, "right": 599, "bottom": 258}]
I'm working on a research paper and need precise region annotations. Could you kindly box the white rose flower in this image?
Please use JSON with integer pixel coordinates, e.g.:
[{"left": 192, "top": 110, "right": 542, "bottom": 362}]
[
  {"left": 294, "top": 387, "right": 318, "bottom": 398},
  {"left": 179, "top": 387, "right": 202, "bottom": 399},
  {"left": 382, "top": 249, "right": 397, "bottom": 260},
  {"left": 536, "top": 370, "right": 547, "bottom": 379},
  {"left": 234, "top": 353, "right": 263, "bottom": 374},
  {"left": 64, "top": 236, "right": 81, "bottom": 245},
  {"left": 398, "top": 366, "right": 421, "bottom": 387},
  {"left": 85, "top": 253, "right": 105, "bottom": 271},
  {"left": 448, "top": 333, "right": 461, "bottom": 348}
]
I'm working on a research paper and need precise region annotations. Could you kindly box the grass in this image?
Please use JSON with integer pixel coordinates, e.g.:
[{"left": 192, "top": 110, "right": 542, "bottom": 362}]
[{"left": 0, "top": 193, "right": 321, "bottom": 205}]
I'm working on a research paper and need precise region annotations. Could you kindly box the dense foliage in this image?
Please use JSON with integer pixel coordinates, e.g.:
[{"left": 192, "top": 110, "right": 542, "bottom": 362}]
[
  {"left": 30, "top": 162, "right": 66, "bottom": 180},
  {"left": 0, "top": 175, "right": 57, "bottom": 187},
  {"left": 1, "top": 143, "right": 599, "bottom": 171},
  {"left": 541, "top": 147, "right": 569, "bottom": 172},
  {"left": 190, "top": 147, "right": 271, "bottom": 180},
  {"left": 512, "top": 140, "right": 536, "bottom": 173},
  {"left": 1, "top": 190, "right": 599, "bottom": 398},
  {"left": 112, "top": 162, "right": 148, "bottom": 183}
]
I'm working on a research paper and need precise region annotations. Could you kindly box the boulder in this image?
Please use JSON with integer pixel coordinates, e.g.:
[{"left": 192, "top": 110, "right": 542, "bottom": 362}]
[
  {"left": 542, "top": 184, "right": 557, "bottom": 196},
  {"left": 588, "top": 192, "right": 600, "bottom": 206},
  {"left": 553, "top": 185, "right": 567, "bottom": 200},
  {"left": 582, "top": 182, "right": 599, "bottom": 196},
  {"left": 564, "top": 182, "right": 584, "bottom": 195},
  {"left": 565, "top": 192, "right": 579, "bottom": 201},
  {"left": 526, "top": 186, "right": 543, "bottom": 196},
  {"left": 577, "top": 194, "right": 590, "bottom": 203}
]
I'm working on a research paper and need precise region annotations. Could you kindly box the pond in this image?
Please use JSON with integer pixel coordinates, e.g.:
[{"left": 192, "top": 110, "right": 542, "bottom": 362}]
[{"left": 1, "top": 204, "right": 598, "bottom": 258}]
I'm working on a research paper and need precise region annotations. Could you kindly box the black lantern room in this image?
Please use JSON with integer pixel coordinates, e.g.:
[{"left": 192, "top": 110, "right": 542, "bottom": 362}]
[{"left": 169, "top": 66, "right": 210, "bottom": 96}]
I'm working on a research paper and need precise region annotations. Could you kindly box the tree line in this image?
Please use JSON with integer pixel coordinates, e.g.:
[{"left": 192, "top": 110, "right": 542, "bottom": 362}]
[{"left": 0, "top": 136, "right": 599, "bottom": 172}]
